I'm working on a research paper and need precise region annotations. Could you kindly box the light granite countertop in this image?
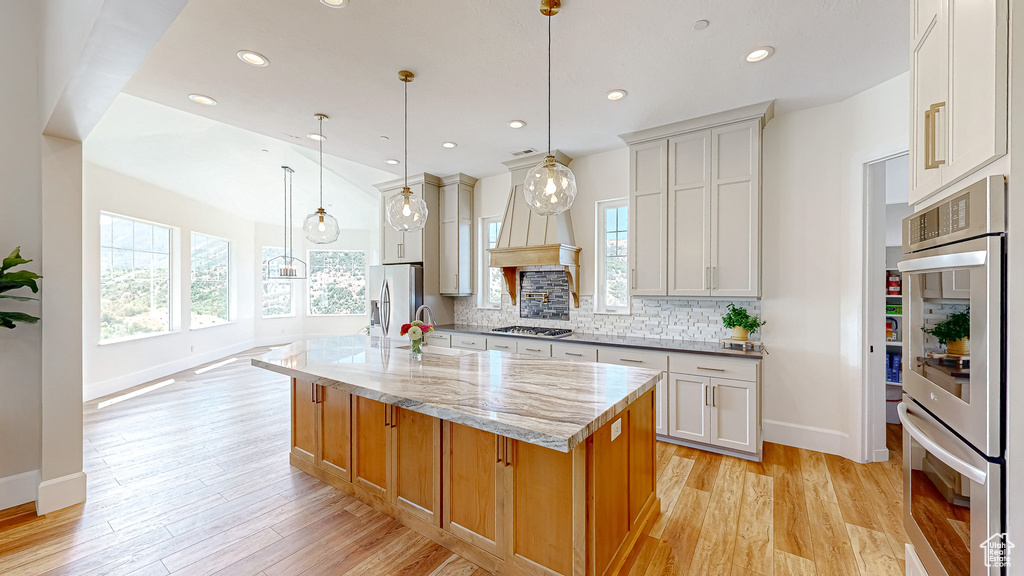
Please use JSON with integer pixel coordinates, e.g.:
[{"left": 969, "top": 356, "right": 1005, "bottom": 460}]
[
  {"left": 252, "top": 336, "right": 661, "bottom": 453},
  {"left": 433, "top": 324, "right": 764, "bottom": 360}
]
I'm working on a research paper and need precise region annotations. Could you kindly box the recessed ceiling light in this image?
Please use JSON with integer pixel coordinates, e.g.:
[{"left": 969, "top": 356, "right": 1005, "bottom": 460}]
[
  {"left": 442, "top": 142, "right": 457, "bottom": 149},
  {"left": 606, "top": 89, "right": 628, "bottom": 101},
  {"left": 385, "top": 159, "right": 400, "bottom": 165},
  {"left": 237, "top": 50, "right": 269, "bottom": 67},
  {"left": 693, "top": 19, "right": 709, "bottom": 30},
  {"left": 746, "top": 47, "right": 774, "bottom": 62},
  {"left": 320, "top": 0, "right": 349, "bottom": 7},
  {"left": 508, "top": 120, "right": 526, "bottom": 129},
  {"left": 188, "top": 94, "right": 217, "bottom": 105},
  {"left": 306, "top": 133, "right": 326, "bottom": 141}
]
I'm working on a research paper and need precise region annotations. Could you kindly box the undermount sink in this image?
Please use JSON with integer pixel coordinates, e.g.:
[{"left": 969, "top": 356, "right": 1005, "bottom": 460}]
[{"left": 396, "top": 344, "right": 470, "bottom": 357}]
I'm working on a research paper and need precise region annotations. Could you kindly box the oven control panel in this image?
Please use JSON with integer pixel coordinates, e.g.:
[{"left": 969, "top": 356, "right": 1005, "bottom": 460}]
[{"left": 903, "top": 175, "right": 1005, "bottom": 253}]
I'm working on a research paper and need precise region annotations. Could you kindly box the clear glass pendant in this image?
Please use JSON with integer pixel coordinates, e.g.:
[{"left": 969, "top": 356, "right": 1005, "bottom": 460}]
[
  {"left": 303, "top": 208, "right": 341, "bottom": 244},
  {"left": 386, "top": 187, "right": 428, "bottom": 232},
  {"left": 523, "top": 155, "right": 576, "bottom": 216}
]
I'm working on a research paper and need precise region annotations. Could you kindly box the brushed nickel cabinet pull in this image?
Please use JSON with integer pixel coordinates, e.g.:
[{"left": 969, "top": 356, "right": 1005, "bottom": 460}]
[
  {"left": 526, "top": 348, "right": 542, "bottom": 352},
  {"left": 705, "top": 266, "right": 710, "bottom": 290},
  {"left": 620, "top": 358, "right": 644, "bottom": 364},
  {"left": 631, "top": 268, "right": 637, "bottom": 290},
  {"left": 712, "top": 387, "right": 717, "bottom": 407},
  {"left": 461, "top": 340, "right": 475, "bottom": 346},
  {"left": 704, "top": 384, "right": 709, "bottom": 406},
  {"left": 697, "top": 366, "right": 725, "bottom": 372},
  {"left": 566, "top": 352, "right": 582, "bottom": 357}
]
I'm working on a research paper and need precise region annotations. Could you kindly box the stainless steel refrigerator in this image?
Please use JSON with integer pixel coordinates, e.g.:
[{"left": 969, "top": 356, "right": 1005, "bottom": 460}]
[{"left": 368, "top": 264, "right": 423, "bottom": 339}]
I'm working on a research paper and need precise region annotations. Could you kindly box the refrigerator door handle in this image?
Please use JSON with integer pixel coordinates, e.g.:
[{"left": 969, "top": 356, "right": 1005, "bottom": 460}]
[{"left": 379, "top": 277, "right": 392, "bottom": 336}]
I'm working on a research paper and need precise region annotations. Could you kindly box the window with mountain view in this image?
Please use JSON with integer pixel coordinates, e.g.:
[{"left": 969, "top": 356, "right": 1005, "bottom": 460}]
[
  {"left": 596, "top": 199, "right": 629, "bottom": 314},
  {"left": 100, "top": 213, "right": 172, "bottom": 342},
  {"left": 190, "top": 232, "right": 230, "bottom": 327},
  {"left": 308, "top": 250, "right": 366, "bottom": 316}
]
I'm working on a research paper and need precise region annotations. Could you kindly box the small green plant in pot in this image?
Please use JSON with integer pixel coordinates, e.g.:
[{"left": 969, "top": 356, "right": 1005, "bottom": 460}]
[
  {"left": 0, "top": 247, "right": 43, "bottom": 329},
  {"left": 722, "top": 304, "right": 766, "bottom": 342},
  {"left": 923, "top": 308, "right": 970, "bottom": 355}
]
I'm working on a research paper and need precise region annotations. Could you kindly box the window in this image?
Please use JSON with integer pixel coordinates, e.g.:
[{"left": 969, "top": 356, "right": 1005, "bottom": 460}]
[
  {"left": 596, "top": 199, "right": 629, "bottom": 313},
  {"left": 479, "top": 216, "right": 503, "bottom": 309},
  {"left": 190, "top": 232, "right": 230, "bottom": 327},
  {"left": 99, "top": 213, "right": 172, "bottom": 342},
  {"left": 308, "top": 250, "right": 366, "bottom": 316},
  {"left": 262, "top": 247, "right": 294, "bottom": 318}
]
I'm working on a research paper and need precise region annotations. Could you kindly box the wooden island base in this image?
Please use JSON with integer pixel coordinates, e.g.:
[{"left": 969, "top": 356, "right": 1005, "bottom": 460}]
[{"left": 290, "top": 382, "right": 659, "bottom": 576}]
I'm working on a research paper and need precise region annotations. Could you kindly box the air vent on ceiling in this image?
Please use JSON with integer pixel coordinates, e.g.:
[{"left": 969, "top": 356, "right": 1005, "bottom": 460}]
[{"left": 510, "top": 148, "right": 537, "bottom": 157}]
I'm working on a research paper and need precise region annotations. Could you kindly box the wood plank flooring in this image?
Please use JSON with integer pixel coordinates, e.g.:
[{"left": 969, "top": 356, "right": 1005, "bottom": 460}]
[{"left": 0, "top": 347, "right": 908, "bottom": 576}]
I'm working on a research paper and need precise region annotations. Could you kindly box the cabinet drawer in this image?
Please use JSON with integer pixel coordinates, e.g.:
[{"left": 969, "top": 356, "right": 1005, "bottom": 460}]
[
  {"left": 451, "top": 334, "right": 487, "bottom": 351},
  {"left": 551, "top": 343, "right": 598, "bottom": 362},
  {"left": 487, "top": 336, "right": 517, "bottom": 353},
  {"left": 669, "top": 353, "right": 758, "bottom": 382},
  {"left": 516, "top": 341, "right": 552, "bottom": 358},
  {"left": 597, "top": 348, "right": 669, "bottom": 372},
  {"left": 424, "top": 333, "right": 451, "bottom": 348}
]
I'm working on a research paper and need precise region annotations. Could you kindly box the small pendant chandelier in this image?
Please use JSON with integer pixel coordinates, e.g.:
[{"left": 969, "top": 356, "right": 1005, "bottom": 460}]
[
  {"left": 266, "top": 166, "right": 307, "bottom": 280},
  {"left": 523, "top": 0, "right": 577, "bottom": 216},
  {"left": 303, "top": 113, "right": 341, "bottom": 243},
  {"left": 385, "top": 70, "right": 429, "bottom": 233}
]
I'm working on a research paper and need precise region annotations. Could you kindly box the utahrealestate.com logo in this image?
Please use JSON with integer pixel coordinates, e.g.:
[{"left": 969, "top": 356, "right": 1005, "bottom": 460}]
[{"left": 981, "top": 533, "right": 1014, "bottom": 568}]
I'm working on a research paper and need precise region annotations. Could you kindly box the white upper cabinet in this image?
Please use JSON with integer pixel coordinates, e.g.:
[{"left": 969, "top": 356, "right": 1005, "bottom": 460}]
[
  {"left": 621, "top": 102, "right": 770, "bottom": 299},
  {"left": 909, "top": 0, "right": 1007, "bottom": 205},
  {"left": 439, "top": 174, "right": 476, "bottom": 296},
  {"left": 376, "top": 176, "right": 440, "bottom": 265},
  {"left": 628, "top": 140, "right": 668, "bottom": 296}
]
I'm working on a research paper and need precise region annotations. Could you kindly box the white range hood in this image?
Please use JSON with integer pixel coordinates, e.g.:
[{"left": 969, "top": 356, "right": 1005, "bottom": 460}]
[{"left": 487, "top": 151, "right": 582, "bottom": 308}]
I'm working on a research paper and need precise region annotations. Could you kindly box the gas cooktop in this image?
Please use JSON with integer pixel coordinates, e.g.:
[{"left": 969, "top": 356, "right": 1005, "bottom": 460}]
[{"left": 491, "top": 325, "right": 573, "bottom": 338}]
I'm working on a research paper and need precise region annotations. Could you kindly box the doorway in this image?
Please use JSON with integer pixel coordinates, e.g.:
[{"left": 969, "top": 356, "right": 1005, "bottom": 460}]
[{"left": 865, "top": 152, "right": 911, "bottom": 462}]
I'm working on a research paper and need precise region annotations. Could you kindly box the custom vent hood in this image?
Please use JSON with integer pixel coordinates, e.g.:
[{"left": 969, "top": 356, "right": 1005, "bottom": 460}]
[{"left": 487, "top": 151, "right": 582, "bottom": 307}]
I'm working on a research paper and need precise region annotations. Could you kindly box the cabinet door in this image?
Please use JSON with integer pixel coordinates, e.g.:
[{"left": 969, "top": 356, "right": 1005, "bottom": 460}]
[
  {"left": 629, "top": 140, "right": 668, "bottom": 296},
  {"left": 444, "top": 423, "right": 504, "bottom": 557},
  {"left": 509, "top": 440, "right": 576, "bottom": 576},
  {"left": 439, "top": 220, "right": 458, "bottom": 293},
  {"left": 710, "top": 378, "right": 757, "bottom": 454},
  {"left": 318, "top": 386, "right": 351, "bottom": 482},
  {"left": 628, "top": 390, "right": 655, "bottom": 531},
  {"left": 667, "top": 131, "right": 712, "bottom": 296},
  {"left": 392, "top": 407, "right": 441, "bottom": 526},
  {"left": 667, "top": 373, "right": 711, "bottom": 444},
  {"left": 655, "top": 376, "right": 667, "bottom": 436},
  {"left": 381, "top": 192, "right": 404, "bottom": 264},
  {"left": 291, "top": 379, "right": 317, "bottom": 464},
  {"left": 352, "top": 396, "right": 392, "bottom": 499},
  {"left": 909, "top": 0, "right": 948, "bottom": 204},
  {"left": 944, "top": 0, "right": 1007, "bottom": 190},
  {"left": 922, "top": 271, "right": 943, "bottom": 299},
  {"left": 710, "top": 121, "right": 760, "bottom": 297},
  {"left": 402, "top": 183, "right": 425, "bottom": 262},
  {"left": 941, "top": 269, "right": 970, "bottom": 299}
]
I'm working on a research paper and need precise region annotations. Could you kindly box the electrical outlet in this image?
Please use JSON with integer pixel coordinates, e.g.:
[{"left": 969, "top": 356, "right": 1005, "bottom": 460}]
[{"left": 611, "top": 418, "right": 622, "bottom": 441}]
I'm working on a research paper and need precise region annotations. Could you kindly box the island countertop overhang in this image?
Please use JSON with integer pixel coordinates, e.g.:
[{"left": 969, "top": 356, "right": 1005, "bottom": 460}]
[{"left": 252, "top": 336, "right": 661, "bottom": 452}]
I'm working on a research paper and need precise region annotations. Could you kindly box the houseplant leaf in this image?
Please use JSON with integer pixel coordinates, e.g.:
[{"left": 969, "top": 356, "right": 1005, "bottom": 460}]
[
  {"left": 0, "top": 295, "right": 38, "bottom": 301},
  {"left": 0, "top": 311, "right": 41, "bottom": 329},
  {"left": 0, "top": 270, "right": 42, "bottom": 294},
  {"left": 1, "top": 247, "right": 30, "bottom": 273}
]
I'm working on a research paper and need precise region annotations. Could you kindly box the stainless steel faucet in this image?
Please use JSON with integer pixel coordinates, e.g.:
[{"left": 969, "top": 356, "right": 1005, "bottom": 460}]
[{"left": 414, "top": 305, "right": 435, "bottom": 326}]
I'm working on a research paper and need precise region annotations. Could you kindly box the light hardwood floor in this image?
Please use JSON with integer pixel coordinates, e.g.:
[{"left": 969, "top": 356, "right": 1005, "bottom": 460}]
[{"left": 0, "top": 347, "right": 908, "bottom": 576}]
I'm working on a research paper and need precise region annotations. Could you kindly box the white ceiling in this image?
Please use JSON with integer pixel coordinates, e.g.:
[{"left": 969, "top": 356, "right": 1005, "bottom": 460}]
[
  {"left": 85, "top": 93, "right": 392, "bottom": 226},
  {"left": 123, "top": 0, "right": 909, "bottom": 179}
]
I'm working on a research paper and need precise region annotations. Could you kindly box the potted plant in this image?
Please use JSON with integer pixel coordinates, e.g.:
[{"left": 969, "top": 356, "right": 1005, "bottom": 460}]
[
  {"left": 722, "top": 304, "right": 766, "bottom": 342},
  {"left": 924, "top": 308, "right": 970, "bottom": 356},
  {"left": 1, "top": 247, "right": 42, "bottom": 329},
  {"left": 400, "top": 320, "right": 434, "bottom": 357}
]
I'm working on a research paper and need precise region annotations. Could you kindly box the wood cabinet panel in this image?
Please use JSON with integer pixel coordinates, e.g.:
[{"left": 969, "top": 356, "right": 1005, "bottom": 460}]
[
  {"left": 628, "top": 391, "right": 656, "bottom": 529},
  {"left": 292, "top": 379, "right": 316, "bottom": 464},
  {"left": 353, "top": 396, "right": 390, "bottom": 498},
  {"left": 445, "top": 423, "right": 501, "bottom": 556},
  {"left": 319, "top": 386, "right": 351, "bottom": 481},
  {"left": 512, "top": 441, "right": 574, "bottom": 575},
  {"left": 592, "top": 413, "right": 630, "bottom": 576},
  {"left": 394, "top": 407, "right": 440, "bottom": 526}
]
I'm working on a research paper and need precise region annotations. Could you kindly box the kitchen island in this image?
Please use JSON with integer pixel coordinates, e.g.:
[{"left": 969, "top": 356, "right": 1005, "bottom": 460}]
[{"left": 252, "top": 336, "right": 661, "bottom": 576}]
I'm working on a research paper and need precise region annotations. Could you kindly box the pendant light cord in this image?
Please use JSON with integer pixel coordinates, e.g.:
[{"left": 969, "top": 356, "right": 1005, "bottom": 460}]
[
  {"left": 404, "top": 77, "right": 409, "bottom": 187},
  {"left": 318, "top": 116, "right": 324, "bottom": 209},
  {"left": 283, "top": 168, "right": 288, "bottom": 258},
  {"left": 287, "top": 169, "right": 293, "bottom": 258},
  {"left": 547, "top": 9, "right": 552, "bottom": 157}
]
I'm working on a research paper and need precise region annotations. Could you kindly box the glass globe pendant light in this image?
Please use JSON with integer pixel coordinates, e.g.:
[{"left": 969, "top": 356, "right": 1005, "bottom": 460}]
[
  {"left": 523, "top": 0, "right": 577, "bottom": 216},
  {"left": 303, "top": 113, "right": 341, "bottom": 243},
  {"left": 265, "top": 166, "right": 307, "bottom": 280},
  {"left": 385, "top": 71, "right": 428, "bottom": 233}
]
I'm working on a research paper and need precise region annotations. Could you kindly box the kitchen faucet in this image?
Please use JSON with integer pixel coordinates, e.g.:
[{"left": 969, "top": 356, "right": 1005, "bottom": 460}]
[{"left": 415, "top": 305, "right": 435, "bottom": 326}]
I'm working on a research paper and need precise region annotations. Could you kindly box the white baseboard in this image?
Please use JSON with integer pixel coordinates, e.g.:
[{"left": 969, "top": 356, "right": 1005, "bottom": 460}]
[
  {"left": 36, "top": 471, "right": 86, "bottom": 515},
  {"left": 762, "top": 419, "right": 850, "bottom": 457},
  {"left": 0, "top": 469, "right": 40, "bottom": 511},
  {"left": 873, "top": 448, "right": 891, "bottom": 463}
]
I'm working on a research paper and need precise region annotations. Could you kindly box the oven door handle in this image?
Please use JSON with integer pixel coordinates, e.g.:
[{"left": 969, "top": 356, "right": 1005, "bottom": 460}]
[
  {"left": 898, "top": 402, "right": 987, "bottom": 485},
  {"left": 897, "top": 250, "right": 987, "bottom": 273}
]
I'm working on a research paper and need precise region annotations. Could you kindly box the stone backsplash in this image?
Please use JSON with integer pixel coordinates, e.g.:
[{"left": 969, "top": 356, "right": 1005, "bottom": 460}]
[
  {"left": 519, "top": 270, "right": 570, "bottom": 321},
  {"left": 455, "top": 294, "right": 762, "bottom": 342}
]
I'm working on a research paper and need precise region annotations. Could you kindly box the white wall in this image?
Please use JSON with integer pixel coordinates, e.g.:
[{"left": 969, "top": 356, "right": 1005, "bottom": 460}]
[
  {"left": 82, "top": 164, "right": 258, "bottom": 400},
  {"left": 0, "top": 0, "right": 43, "bottom": 497}
]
